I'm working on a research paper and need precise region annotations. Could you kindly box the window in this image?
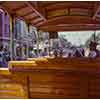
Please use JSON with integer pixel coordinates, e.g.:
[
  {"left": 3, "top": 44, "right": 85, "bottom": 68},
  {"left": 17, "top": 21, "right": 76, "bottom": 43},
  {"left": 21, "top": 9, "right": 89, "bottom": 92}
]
[{"left": 48, "top": 31, "right": 100, "bottom": 58}]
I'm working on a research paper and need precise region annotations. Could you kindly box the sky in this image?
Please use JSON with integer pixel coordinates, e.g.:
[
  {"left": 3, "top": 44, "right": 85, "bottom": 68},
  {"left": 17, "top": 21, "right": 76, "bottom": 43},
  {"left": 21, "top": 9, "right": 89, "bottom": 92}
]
[{"left": 58, "top": 31, "right": 100, "bottom": 46}]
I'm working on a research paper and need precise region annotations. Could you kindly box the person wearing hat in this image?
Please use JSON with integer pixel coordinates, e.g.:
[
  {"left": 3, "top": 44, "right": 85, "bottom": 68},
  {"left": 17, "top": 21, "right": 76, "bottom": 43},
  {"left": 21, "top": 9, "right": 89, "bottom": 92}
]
[{"left": 88, "top": 41, "right": 100, "bottom": 58}]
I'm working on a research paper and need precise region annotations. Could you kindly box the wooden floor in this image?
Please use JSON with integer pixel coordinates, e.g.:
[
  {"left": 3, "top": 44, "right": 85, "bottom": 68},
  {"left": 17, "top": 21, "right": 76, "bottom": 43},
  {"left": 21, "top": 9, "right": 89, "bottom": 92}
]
[{"left": 0, "top": 58, "right": 100, "bottom": 98}]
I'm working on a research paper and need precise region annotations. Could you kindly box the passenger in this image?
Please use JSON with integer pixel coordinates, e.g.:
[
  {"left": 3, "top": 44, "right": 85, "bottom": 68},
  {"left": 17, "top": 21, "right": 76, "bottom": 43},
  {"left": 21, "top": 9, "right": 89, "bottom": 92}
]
[
  {"left": 53, "top": 49, "right": 58, "bottom": 57},
  {"left": 0, "top": 45, "right": 4, "bottom": 67},
  {"left": 3, "top": 47, "right": 11, "bottom": 62},
  {"left": 3, "top": 47, "right": 11, "bottom": 67},
  {"left": 41, "top": 48, "right": 48, "bottom": 57},
  {"left": 71, "top": 47, "right": 84, "bottom": 57},
  {"left": 62, "top": 48, "right": 68, "bottom": 58},
  {"left": 59, "top": 49, "right": 63, "bottom": 57},
  {"left": 75, "top": 48, "right": 84, "bottom": 57},
  {"left": 88, "top": 41, "right": 99, "bottom": 58},
  {"left": 84, "top": 47, "right": 90, "bottom": 57},
  {"left": 15, "top": 47, "right": 22, "bottom": 60},
  {"left": 0, "top": 45, "right": 7, "bottom": 67},
  {"left": 96, "top": 45, "right": 100, "bottom": 56},
  {"left": 29, "top": 50, "right": 37, "bottom": 58}
]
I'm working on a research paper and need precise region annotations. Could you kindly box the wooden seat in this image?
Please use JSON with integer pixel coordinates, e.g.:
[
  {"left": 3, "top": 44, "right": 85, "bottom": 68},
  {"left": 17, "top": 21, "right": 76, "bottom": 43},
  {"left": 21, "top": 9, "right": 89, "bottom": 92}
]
[
  {"left": 1, "top": 58, "right": 100, "bottom": 98},
  {"left": 0, "top": 68, "right": 28, "bottom": 99}
]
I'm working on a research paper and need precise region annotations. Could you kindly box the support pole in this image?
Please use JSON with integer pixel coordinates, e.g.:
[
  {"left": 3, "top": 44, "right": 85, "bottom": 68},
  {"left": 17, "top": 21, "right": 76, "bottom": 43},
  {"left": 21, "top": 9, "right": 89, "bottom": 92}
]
[
  {"left": 27, "top": 23, "right": 30, "bottom": 58},
  {"left": 48, "top": 33, "right": 51, "bottom": 56},
  {"left": 36, "top": 30, "right": 39, "bottom": 57},
  {"left": 9, "top": 15, "right": 15, "bottom": 60}
]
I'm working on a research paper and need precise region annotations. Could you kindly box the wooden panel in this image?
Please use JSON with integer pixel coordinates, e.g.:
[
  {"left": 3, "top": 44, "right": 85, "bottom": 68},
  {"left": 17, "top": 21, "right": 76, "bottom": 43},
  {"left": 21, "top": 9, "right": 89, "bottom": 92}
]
[
  {"left": 88, "top": 75, "right": 100, "bottom": 98},
  {"left": 6, "top": 58, "right": 100, "bottom": 98},
  {"left": 0, "top": 68, "right": 10, "bottom": 75},
  {"left": 47, "top": 9, "right": 68, "bottom": 18},
  {"left": 24, "top": 13, "right": 37, "bottom": 19},
  {"left": 1, "top": 1, "right": 26, "bottom": 11},
  {"left": 70, "top": 8, "right": 91, "bottom": 16},
  {"left": 0, "top": 74, "right": 28, "bottom": 99},
  {"left": 44, "top": 1, "right": 94, "bottom": 10},
  {"left": 16, "top": 7, "right": 33, "bottom": 15},
  {"left": 29, "top": 72, "right": 81, "bottom": 98}
]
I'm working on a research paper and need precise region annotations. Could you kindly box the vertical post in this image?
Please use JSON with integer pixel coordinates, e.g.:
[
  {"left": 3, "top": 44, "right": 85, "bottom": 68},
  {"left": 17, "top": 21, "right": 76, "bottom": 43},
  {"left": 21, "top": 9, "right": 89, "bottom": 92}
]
[
  {"left": 27, "top": 23, "right": 30, "bottom": 58},
  {"left": 2, "top": 11, "right": 5, "bottom": 47},
  {"left": 48, "top": 33, "right": 51, "bottom": 56},
  {"left": 93, "top": 31, "right": 96, "bottom": 42},
  {"left": 36, "top": 30, "right": 39, "bottom": 57},
  {"left": 27, "top": 42, "right": 29, "bottom": 58},
  {"left": 9, "top": 14, "right": 15, "bottom": 60}
]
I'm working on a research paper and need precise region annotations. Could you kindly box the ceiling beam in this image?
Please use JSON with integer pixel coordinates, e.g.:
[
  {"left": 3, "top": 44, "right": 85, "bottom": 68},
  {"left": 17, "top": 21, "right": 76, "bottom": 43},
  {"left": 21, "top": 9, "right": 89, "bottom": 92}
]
[
  {"left": 39, "top": 24, "right": 100, "bottom": 32},
  {"left": 45, "top": 1, "right": 94, "bottom": 11},
  {"left": 31, "top": 18, "right": 43, "bottom": 24},
  {"left": 12, "top": 5, "right": 27, "bottom": 12},
  {"left": 26, "top": 1, "right": 47, "bottom": 22},
  {"left": 33, "top": 20, "right": 43, "bottom": 25},
  {"left": 0, "top": 1, "right": 5, "bottom": 5},
  {"left": 37, "top": 16, "right": 100, "bottom": 27},
  {"left": 27, "top": 16, "right": 39, "bottom": 21},
  {"left": 20, "top": 11, "right": 34, "bottom": 17}
]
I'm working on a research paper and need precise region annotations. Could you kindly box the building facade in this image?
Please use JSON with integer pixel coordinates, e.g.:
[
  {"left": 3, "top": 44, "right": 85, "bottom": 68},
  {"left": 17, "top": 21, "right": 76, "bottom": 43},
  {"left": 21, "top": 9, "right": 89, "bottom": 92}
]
[{"left": 0, "top": 9, "right": 10, "bottom": 49}]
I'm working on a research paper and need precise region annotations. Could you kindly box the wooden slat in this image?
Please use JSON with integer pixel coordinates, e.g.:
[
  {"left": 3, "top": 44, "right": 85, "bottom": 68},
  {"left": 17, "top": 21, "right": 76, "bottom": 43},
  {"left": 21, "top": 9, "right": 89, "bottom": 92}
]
[
  {"left": 2, "top": 58, "right": 100, "bottom": 98},
  {"left": 0, "top": 73, "right": 28, "bottom": 99}
]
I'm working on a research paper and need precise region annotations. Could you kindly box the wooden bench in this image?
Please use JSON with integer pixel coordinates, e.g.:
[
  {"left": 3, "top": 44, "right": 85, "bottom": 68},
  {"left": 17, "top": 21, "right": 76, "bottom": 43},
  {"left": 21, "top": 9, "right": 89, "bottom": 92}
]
[
  {"left": 0, "top": 68, "right": 28, "bottom": 99},
  {"left": 1, "top": 58, "right": 100, "bottom": 98}
]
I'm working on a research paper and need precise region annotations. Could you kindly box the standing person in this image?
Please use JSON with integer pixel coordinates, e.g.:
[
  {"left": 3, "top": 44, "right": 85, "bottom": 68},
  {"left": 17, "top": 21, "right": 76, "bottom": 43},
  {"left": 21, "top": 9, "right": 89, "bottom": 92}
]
[
  {"left": 0, "top": 45, "right": 4, "bottom": 67},
  {"left": 3, "top": 47, "right": 11, "bottom": 66},
  {"left": 16, "top": 47, "right": 22, "bottom": 60}
]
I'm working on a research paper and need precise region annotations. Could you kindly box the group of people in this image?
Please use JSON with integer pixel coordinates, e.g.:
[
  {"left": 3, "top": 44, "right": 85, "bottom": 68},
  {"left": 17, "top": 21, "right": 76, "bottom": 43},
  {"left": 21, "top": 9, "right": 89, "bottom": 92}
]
[
  {"left": 29, "top": 48, "right": 48, "bottom": 58},
  {"left": 52, "top": 41, "right": 100, "bottom": 58},
  {"left": 0, "top": 40, "right": 100, "bottom": 67},
  {"left": 0, "top": 45, "right": 11, "bottom": 67}
]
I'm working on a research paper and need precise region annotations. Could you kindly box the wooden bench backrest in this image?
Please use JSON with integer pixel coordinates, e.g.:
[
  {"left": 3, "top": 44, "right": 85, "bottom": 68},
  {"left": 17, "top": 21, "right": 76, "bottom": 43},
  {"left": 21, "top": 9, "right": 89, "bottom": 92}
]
[
  {"left": 0, "top": 68, "right": 28, "bottom": 99},
  {"left": 5, "top": 58, "right": 100, "bottom": 98}
]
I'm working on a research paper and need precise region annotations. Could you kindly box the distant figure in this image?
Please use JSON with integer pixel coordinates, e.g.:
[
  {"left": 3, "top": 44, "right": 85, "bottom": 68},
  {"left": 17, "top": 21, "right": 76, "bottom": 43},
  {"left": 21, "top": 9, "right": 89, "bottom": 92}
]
[
  {"left": 88, "top": 41, "right": 100, "bottom": 58},
  {"left": 84, "top": 47, "right": 90, "bottom": 57},
  {"left": 29, "top": 50, "right": 37, "bottom": 58},
  {"left": 75, "top": 48, "right": 84, "bottom": 57},
  {"left": 0, "top": 45, "right": 4, "bottom": 67},
  {"left": 53, "top": 49, "right": 58, "bottom": 57},
  {"left": 0, "top": 45, "right": 8, "bottom": 67},
  {"left": 59, "top": 48, "right": 63, "bottom": 57},
  {"left": 16, "top": 47, "right": 22, "bottom": 60},
  {"left": 3, "top": 47, "right": 11, "bottom": 62}
]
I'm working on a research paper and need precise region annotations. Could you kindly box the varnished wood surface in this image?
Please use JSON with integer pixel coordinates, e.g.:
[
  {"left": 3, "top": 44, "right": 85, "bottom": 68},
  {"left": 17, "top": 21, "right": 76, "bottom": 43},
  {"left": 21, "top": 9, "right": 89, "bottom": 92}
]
[
  {"left": 0, "top": 68, "right": 10, "bottom": 75},
  {"left": 0, "top": 68, "right": 28, "bottom": 99},
  {"left": 0, "top": 1, "right": 100, "bottom": 31},
  {"left": 9, "top": 58, "right": 100, "bottom": 74},
  {"left": 1, "top": 58, "right": 100, "bottom": 98}
]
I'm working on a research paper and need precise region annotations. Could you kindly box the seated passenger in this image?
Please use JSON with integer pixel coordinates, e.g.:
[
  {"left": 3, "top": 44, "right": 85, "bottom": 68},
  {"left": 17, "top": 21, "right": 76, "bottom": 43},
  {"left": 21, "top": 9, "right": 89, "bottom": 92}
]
[
  {"left": 75, "top": 48, "right": 84, "bottom": 57},
  {"left": 88, "top": 41, "right": 100, "bottom": 58},
  {"left": 53, "top": 49, "right": 58, "bottom": 57},
  {"left": 71, "top": 47, "right": 84, "bottom": 57},
  {"left": 41, "top": 48, "right": 48, "bottom": 57}
]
